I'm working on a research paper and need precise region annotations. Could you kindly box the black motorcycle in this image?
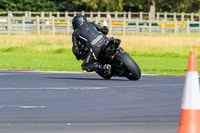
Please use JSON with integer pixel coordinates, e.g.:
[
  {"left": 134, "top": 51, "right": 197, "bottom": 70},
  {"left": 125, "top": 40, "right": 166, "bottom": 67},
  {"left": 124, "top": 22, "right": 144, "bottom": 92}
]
[{"left": 80, "top": 38, "right": 141, "bottom": 80}]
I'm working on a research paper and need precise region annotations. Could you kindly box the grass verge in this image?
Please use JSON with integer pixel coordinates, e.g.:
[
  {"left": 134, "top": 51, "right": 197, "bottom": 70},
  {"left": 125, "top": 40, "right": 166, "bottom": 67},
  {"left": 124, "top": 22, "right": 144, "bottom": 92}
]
[
  {"left": 0, "top": 51, "right": 199, "bottom": 75},
  {"left": 0, "top": 34, "right": 199, "bottom": 75}
]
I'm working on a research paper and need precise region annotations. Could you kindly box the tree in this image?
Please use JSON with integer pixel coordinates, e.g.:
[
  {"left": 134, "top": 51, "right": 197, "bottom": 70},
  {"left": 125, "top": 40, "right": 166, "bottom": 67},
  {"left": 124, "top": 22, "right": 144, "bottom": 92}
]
[
  {"left": 80, "top": 0, "right": 123, "bottom": 11},
  {"left": 0, "top": 0, "right": 14, "bottom": 11},
  {"left": 0, "top": 0, "right": 57, "bottom": 11},
  {"left": 0, "top": 0, "right": 199, "bottom": 13},
  {"left": 154, "top": 0, "right": 200, "bottom": 13},
  {"left": 123, "top": 0, "right": 149, "bottom": 12},
  {"left": 177, "top": 0, "right": 200, "bottom": 12},
  {"left": 149, "top": 0, "right": 156, "bottom": 19},
  {"left": 55, "top": 0, "right": 87, "bottom": 11},
  {"left": 149, "top": 0, "right": 155, "bottom": 12}
]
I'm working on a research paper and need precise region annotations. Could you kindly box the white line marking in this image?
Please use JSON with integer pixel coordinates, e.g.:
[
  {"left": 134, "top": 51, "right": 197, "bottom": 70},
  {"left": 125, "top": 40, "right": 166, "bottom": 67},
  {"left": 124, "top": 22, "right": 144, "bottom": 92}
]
[
  {"left": 0, "top": 87, "right": 107, "bottom": 90},
  {"left": 1, "top": 70, "right": 196, "bottom": 77},
  {"left": 111, "top": 84, "right": 183, "bottom": 88},
  {"left": 0, "top": 70, "right": 85, "bottom": 74},
  {"left": 0, "top": 74, "right": 14, "bottom": 75},
  {"left": 0, "top": 105, "right": 46, "bottom": 109},
  {"left": 0, "top": 84, "right": 182, "bottom": 90},
  {"left": 22, "top": 106, "right": 45, "bottom": 108}
]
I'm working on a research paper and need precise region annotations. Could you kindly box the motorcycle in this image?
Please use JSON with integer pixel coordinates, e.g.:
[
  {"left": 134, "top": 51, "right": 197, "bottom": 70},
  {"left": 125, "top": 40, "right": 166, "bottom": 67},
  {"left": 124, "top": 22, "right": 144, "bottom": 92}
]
[{"left": 80, "top": 38, "right": 141, "bottom": 80}]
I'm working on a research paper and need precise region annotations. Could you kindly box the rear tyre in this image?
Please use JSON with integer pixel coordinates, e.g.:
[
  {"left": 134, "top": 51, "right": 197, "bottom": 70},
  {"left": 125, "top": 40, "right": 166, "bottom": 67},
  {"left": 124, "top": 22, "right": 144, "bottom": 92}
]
[
  {"left": 96, "top": 70, "right": 112, "bottom": 80},
  {"left": 114, "top": 52, "right": 141, "bottom": 80}
]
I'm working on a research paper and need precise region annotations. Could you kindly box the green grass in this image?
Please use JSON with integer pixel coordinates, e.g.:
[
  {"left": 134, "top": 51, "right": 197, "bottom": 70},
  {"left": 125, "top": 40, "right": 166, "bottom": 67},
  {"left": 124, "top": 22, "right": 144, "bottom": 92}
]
[
  {"left": 133, "top": 56, "right": 190, "bottom": 75},
  {"left": 0, "top": 51, "right": 81, "bottom": 71},
  {"left": 0, "top": 34, "right": 199, "bottom": 75},
  {"left": 0, "top": 50, "right": 199, "bottom": 75}
]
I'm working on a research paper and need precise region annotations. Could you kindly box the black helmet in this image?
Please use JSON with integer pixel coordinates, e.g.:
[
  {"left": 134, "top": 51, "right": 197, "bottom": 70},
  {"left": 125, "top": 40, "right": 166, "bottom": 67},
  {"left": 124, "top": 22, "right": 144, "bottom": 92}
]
[{"left": 72, "top": 14, "right": 87, "bottom": 30}]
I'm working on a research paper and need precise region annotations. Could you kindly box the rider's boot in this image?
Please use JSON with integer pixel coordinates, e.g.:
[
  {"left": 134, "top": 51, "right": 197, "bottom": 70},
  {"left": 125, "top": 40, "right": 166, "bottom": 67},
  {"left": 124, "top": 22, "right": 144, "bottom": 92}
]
[{"left": 97, "top": 64, "right": 111, "bottom": 75}]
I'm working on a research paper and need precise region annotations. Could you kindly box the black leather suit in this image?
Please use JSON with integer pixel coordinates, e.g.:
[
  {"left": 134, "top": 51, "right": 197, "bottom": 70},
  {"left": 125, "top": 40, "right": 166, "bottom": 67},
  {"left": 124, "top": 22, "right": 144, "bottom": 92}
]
[{"left": 72, "top": 21, "right": 109, "bottom": 72}]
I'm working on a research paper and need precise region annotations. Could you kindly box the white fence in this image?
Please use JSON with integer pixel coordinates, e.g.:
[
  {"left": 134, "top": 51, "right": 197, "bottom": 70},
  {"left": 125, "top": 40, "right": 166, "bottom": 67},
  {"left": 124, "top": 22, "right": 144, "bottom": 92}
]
[{"left": 0, "top": 11, "right": 200, "bottom": 35}]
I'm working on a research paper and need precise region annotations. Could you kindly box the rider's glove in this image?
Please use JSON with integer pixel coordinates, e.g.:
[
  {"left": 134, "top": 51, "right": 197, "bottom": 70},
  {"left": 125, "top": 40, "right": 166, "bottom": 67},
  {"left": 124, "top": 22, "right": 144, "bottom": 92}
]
[
  {"left": 102, "top": 26, "right": 109, "bottom": 35},
  {"left": 115, "top": 39, "right": 121, "bottom": 44},
  {"left": 110, "top": 38, "right": 121, "bottom": 45}
]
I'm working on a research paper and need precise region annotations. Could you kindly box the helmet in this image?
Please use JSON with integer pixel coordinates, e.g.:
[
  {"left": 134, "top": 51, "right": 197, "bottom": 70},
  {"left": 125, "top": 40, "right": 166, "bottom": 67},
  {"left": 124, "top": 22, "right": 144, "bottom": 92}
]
[{"left": 72, "top": 14, "right": 87, "bottom": 30}]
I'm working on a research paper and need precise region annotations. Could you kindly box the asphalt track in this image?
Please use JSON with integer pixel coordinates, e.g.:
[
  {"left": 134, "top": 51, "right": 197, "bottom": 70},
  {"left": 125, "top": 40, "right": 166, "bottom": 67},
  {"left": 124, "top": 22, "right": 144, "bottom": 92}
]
[{"left": 0, "top": 71, "right": 189, "bottom": 133}]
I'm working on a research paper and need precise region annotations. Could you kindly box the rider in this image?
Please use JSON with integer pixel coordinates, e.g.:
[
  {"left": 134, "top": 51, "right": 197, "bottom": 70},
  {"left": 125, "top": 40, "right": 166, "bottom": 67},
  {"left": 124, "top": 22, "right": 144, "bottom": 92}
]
[{"left": 72, "top": 14, "right": 118, "bottom": 73}]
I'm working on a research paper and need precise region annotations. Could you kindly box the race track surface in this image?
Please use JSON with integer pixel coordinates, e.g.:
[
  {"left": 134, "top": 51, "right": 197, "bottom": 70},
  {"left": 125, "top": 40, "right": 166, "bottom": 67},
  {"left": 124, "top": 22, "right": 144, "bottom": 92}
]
[{"left": 0, "top": 71, "right": 187, "bottom": 133}]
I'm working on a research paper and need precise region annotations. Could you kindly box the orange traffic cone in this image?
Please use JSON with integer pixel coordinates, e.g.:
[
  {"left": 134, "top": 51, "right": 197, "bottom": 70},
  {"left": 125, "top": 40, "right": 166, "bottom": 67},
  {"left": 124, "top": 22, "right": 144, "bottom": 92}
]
[{"left": 178, "top": 50, "right": 200, "bottom": 133}]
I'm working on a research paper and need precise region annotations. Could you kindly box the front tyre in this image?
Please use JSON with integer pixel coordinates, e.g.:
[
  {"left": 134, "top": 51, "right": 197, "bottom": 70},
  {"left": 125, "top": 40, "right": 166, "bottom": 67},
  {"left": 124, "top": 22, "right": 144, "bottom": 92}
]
[{"left": 114, "top": 52, "right": 141, "bottom": 80}]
